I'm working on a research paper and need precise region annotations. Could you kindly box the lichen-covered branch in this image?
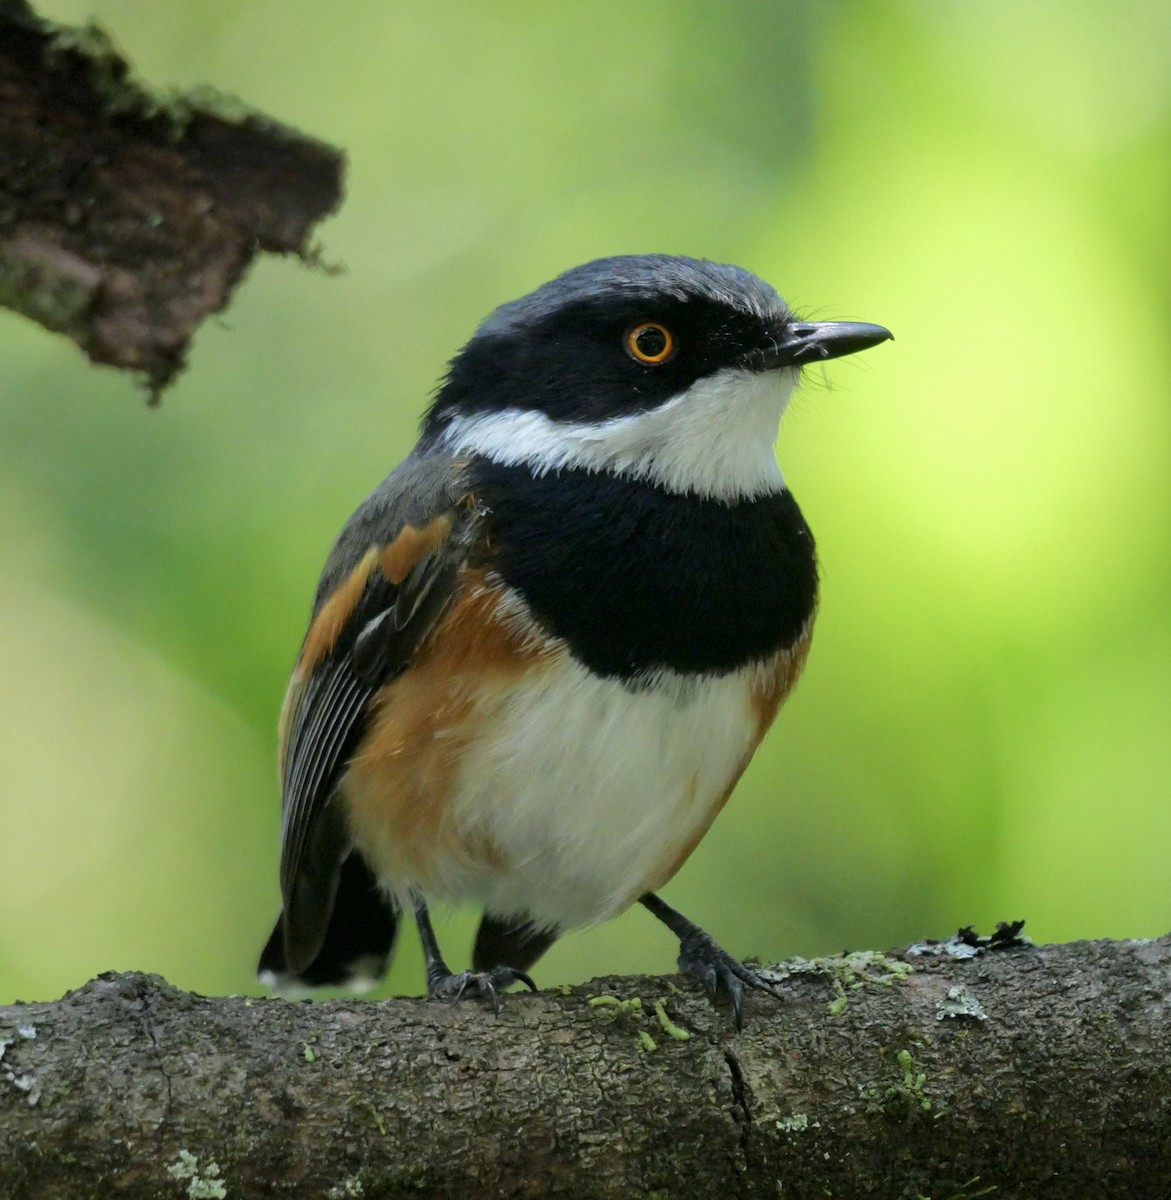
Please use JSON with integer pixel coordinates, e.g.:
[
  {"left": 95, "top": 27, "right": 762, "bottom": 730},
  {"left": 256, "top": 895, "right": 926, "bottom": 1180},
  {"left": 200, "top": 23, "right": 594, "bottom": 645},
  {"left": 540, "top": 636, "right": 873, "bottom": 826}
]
[
  {"left": 0, "top": 0, "right": 344, "bottom": 399},
  {"left": 2, "top": 934, "right": 1169, "bottom": 1199}
]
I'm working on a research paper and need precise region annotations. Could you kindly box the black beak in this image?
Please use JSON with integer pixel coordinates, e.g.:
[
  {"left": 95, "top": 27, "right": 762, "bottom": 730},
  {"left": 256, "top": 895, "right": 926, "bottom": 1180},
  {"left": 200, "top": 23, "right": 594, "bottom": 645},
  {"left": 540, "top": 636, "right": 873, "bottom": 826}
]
[{"left": 750, "top": 320, "right": 893, "bottom": 370}]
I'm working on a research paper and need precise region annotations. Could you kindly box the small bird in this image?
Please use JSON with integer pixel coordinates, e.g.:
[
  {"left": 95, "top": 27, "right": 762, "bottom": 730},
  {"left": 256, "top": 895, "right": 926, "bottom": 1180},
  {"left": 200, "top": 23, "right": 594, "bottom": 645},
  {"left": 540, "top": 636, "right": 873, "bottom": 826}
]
[{"left": 259, "top": 254, "right": 890, "bottom": 1026}]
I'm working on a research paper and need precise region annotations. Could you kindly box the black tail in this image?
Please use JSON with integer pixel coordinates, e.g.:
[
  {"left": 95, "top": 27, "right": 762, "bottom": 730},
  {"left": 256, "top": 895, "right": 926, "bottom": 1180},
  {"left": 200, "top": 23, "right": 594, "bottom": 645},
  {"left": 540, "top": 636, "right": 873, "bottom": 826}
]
[
  {"left": 258, "top": 851, "right": 398, "bottom": 990},
  {"left": 472, "top": 913, "right": 558, "bottom": 974}
]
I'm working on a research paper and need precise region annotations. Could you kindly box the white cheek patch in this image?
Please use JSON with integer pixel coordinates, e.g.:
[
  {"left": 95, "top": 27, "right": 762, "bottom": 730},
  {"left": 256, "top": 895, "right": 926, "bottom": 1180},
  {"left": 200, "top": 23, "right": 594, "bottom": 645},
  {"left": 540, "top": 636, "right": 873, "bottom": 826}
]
[{"left": 438, "top": 366, "right": 798, "bottom": 502}]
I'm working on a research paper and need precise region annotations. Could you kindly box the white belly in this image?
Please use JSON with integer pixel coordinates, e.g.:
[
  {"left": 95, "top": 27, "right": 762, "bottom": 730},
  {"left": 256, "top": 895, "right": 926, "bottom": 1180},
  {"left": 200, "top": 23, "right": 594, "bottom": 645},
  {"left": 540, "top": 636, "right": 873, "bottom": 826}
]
[{"left": 434, "top": 657, "right": 761, "bottom": 930}]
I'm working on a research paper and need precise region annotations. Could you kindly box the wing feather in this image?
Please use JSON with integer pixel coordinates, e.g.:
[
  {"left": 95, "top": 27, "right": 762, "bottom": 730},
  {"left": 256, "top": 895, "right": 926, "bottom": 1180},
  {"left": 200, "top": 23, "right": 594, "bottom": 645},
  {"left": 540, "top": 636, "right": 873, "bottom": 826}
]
[
  {"left": 273, "top": 455, "right": 474, "bottom": 973},
  {"left": 280, "top": 660, "right": 373, "bottom": 904}
]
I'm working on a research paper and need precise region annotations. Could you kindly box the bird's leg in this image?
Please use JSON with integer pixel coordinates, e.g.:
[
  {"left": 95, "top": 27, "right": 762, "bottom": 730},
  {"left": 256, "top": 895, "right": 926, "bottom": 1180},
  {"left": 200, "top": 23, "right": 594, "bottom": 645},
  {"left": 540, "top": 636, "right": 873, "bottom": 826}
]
[
  {"left": 412, "top": 897, "right": 537, "bottom": 1014},
  {"left": 639, "top": 892, "right": 778, "bottom": 1030}
]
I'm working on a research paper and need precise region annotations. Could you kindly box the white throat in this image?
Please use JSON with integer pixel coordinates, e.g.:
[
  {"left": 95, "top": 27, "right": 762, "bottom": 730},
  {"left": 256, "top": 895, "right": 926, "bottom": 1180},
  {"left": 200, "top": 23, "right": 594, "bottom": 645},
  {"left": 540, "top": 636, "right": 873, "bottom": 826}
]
[{"left": 437, "top": 366, "right": 798, "bottom": 502}]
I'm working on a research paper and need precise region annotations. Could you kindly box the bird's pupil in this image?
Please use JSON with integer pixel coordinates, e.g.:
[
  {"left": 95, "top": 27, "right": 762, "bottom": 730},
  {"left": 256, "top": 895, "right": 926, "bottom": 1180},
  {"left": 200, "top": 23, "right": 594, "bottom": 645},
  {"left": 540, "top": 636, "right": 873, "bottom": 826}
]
[{"left": 636, "top": 326, "right": 667, "bottom": 357}]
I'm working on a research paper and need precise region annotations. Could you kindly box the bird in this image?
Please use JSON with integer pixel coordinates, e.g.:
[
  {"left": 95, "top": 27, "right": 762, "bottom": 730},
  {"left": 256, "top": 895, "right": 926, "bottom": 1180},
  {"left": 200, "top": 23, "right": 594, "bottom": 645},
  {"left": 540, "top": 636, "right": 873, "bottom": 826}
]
[{"left": 258, "top": 254, "right": 891, "bottom": 1026}]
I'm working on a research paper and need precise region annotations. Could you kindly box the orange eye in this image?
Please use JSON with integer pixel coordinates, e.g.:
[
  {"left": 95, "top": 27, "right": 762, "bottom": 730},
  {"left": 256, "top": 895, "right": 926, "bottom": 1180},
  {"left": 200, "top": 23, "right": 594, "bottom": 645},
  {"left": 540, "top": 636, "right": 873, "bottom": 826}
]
[{"left": 625, "top": 321, "right": 675, "bottom": 365}]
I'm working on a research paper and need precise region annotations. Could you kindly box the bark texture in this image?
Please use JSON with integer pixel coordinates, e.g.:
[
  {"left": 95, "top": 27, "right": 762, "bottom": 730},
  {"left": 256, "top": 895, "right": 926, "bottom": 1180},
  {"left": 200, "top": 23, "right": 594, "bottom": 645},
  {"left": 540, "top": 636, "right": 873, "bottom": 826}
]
[
  {"left": 0, "top": 0, "right": 344, "bottom": 399},
  {"left": 2, "top": 934, "right": 1169, "bottom": 1199}
]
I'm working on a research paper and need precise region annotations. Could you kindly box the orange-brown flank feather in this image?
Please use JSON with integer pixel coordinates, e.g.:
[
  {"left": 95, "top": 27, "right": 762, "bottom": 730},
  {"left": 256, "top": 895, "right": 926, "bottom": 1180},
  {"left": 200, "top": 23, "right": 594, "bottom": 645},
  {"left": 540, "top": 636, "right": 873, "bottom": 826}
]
[
  {"left": 341, "top": 570, "right": 558, "bottom": 896},
  {"left": 638, "top": 617, "right": 815, "bottom": 897}
]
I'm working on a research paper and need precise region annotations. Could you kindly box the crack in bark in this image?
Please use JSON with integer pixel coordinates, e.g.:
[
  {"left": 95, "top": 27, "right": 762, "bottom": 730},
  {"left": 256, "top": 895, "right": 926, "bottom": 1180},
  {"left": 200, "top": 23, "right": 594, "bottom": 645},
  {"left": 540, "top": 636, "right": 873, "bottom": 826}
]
[{"left": 723, "top": 1046, "right": 753, "bottom": 1170}]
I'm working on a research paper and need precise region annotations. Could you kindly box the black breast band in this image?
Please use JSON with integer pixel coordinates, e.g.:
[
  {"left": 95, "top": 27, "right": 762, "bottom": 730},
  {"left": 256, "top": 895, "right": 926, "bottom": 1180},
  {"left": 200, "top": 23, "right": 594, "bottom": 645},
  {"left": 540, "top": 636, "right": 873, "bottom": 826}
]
[{"left": 470, "top": 461, "right": 817, "bottom": 679}]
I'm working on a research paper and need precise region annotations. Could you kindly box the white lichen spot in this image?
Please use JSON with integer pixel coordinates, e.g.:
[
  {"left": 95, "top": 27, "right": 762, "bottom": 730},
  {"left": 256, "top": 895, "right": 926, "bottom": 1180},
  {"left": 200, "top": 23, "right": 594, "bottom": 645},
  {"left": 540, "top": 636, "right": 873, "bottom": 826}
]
[
  {"left": 904, "top": 939, "right": 980, "bottom": 960},
  {"left": 936, "top": 984, "right": 988, "bottom": 1021},
  {"left": 327, "top": 1178, "right": 366, "bottom": 1199},
  {"left": 189, "top": 1177, "right": 228, "bottom": 1200},
  {"left": 18, "top": 1025, "right": 37, "bottom": 1039},
  {"left": 167, "top": 1149, "right": 228, "bottom": 1199},
  {"left": 166, "top": 1150, "right": 196, "bottom": 1181},
  {"left": 7, "top": 1072, "right": 41, "bottom": 1106},
  {"left": 2, "top": 1034, "right": 41, "bottom": 1105},
  {"left": 775, "top": 1113, "right": 819, "bottom": 1133}
]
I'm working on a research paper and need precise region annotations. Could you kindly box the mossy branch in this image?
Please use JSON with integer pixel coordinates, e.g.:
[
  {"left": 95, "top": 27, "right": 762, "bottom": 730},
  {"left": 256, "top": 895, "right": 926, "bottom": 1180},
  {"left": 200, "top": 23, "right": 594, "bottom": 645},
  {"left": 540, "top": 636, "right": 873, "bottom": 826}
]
[
  {"left": 0, "top": 0, "right": 343, "bottom": 400},
  {"left": 2, "top": 934, "right": 1170, "bottom": 1199}
]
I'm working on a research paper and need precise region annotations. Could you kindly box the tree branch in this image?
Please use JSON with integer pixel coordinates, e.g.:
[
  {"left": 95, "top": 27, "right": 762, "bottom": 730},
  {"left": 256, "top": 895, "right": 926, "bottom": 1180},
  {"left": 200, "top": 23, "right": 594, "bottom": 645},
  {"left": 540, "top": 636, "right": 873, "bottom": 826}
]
[
  {"left": 0, "top": 0, "right": 344, "bottom": 400},
  {"left": 2, "top": 934, "right": 1168, "bottom": 1198}
]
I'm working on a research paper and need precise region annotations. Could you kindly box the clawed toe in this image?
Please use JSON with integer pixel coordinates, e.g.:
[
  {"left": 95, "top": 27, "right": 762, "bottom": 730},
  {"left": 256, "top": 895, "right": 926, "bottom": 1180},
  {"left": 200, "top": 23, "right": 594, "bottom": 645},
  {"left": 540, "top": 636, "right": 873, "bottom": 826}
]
[
  {"left": 639, "top": 893, "right": 778, "bottom": 1030},
  {"left": 677, "top": 929, "right": 777, "bottom": 1029},
  {"left": 428, "top": 965, "right": 537, "bottom": 1014},
  {"left": 415, "top": 900, "right": 537, "bottom": 1015}
]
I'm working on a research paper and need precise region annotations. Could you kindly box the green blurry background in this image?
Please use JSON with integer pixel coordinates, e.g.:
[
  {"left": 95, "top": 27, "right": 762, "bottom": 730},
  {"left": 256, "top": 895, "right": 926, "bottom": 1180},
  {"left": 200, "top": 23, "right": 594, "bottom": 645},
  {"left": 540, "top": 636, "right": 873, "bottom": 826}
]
[{"left": 2, "top": 1, "right": 1169, "bottom": 1004}]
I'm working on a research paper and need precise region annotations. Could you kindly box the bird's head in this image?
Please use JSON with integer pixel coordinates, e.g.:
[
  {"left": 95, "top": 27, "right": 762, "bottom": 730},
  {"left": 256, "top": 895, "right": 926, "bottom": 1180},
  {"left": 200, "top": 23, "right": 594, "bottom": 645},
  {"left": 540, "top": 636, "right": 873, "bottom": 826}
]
[{"left": 424, "top": 255, "right": 891, "bottom": 502}]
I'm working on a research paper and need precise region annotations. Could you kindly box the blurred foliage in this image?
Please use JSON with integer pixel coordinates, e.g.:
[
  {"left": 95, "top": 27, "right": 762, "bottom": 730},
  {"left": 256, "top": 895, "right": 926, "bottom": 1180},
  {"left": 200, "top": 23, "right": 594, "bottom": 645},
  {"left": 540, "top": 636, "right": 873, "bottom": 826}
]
[{"left": 1, "top": 0, "right": 1169, "bottom": 1004}]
